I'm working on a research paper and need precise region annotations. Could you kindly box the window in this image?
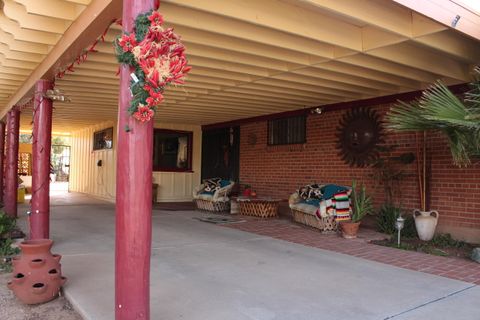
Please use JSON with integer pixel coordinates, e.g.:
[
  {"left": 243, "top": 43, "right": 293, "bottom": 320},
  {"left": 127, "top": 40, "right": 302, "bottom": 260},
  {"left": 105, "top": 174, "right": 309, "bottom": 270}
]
[
  {"left": 93, "top": 127, "right": 113, "bottom": 151},
  {"left": 268, "top": 115, "right": 306, "bottom": 145},
  {"left": 18, "top": 152, "right": 32, "bottom": 176},
  {"left": 153, "top": 129, "right": 193, "bottom": 172}
]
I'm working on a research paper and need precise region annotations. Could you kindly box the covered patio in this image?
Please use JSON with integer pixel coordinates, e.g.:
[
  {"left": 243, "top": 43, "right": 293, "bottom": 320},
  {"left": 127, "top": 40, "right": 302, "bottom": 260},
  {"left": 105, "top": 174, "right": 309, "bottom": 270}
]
[{"left": 16, "top": 192, "right": 480, "bottom": 320}]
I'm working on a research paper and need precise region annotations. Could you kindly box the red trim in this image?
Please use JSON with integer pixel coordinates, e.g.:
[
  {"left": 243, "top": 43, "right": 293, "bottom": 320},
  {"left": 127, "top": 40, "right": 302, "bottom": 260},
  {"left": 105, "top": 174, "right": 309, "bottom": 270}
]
[
  {"left": 0, "top": 122, "right": 5, "bottom": 205},
  {"left": 202, "top": 83, "right": 469, "bottom": 130},
  {"left": 4, "top": 109, "right": 20, "bottom": 218},
  {"left": 152, "top": 128, "right": 193, "bottom": 172},
  {"left": 115, "top": 1, "right": 155, "bottom": 320},
  {"left": 30, "top": 79, "right": 54, "bottom": 240}
]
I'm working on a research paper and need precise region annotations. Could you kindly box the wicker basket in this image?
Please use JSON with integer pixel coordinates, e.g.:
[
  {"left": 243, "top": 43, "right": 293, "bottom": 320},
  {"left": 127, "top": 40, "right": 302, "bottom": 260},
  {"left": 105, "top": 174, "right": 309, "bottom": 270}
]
[
  {"left": 194, "top": 199, "right": 230, "bottom": 212},
  {"left": 291, "top": 209, "right": 337, "bottom": 233}
]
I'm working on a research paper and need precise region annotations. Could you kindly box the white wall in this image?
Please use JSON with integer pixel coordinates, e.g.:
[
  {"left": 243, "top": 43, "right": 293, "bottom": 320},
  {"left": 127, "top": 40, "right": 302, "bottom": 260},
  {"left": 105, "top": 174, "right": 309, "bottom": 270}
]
[
  {"left": 69, "top": 121, "right": 202, "bottom": 202},
  {"left": 69, "top": 121, "right": 117, "bottom": 200}
]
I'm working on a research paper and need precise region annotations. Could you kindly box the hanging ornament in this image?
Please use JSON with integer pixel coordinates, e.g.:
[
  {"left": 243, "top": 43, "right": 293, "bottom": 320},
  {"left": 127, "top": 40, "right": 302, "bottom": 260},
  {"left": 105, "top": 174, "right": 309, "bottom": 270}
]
[{"left": 114, "top": 10, "right": 191, "bottom": 122}]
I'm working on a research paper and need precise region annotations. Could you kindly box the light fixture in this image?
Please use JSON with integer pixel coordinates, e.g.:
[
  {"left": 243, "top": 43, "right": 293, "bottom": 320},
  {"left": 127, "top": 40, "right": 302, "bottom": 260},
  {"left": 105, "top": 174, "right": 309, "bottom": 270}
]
[
  {"left": 451, "top": 15, "right": 461, "bottom": 28},
  {"left": 395, "top": 216, "right": 405, "bottom": 247},
  {"left": 44, "top": 89, "right": 71, "bottom": 102},
  {"left": 310, "top": 107, "right": 323, "bottom": 115}
]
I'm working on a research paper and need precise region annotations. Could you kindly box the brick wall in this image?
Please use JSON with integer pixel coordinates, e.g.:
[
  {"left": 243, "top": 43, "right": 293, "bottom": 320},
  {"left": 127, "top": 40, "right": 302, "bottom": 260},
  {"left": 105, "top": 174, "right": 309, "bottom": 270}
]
[{"left": 239, "top": 104, "right": 480, "bottom": 242}]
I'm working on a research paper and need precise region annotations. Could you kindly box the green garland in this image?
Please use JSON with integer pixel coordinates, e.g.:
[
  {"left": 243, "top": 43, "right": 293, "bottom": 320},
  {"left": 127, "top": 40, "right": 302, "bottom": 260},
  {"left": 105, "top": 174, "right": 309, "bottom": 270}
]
[{"left": 114, "top": 10, "right": 190, "bottom": 122}]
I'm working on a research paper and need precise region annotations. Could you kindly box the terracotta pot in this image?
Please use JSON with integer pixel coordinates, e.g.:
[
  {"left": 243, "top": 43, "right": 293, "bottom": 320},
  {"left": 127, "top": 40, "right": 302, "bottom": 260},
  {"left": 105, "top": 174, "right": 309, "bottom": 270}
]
[
  {"left": 7, "top": 239, "right": 67, "bottom": 305},
  {"left": 340, "top": 221, "right": 361, "bottom": 239},
  {"left": 413, "top": 209, "right": 439, "bottom": 241}
]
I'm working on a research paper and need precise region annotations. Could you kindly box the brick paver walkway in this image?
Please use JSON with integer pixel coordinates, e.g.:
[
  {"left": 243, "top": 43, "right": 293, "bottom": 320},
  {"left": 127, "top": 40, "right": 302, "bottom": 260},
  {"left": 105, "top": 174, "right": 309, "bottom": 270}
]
[{"left": 225, "top": 217, "right": 480, "bottom": 285}]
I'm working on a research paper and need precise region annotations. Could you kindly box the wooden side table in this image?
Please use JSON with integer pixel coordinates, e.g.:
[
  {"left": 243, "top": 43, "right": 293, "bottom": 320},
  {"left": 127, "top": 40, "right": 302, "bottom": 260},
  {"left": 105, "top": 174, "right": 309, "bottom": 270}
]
[
  {"left": 237, "top": 197, "right": 280, "bottom": 218},
  {"left": 230, "top": 196, "right": 239, "bottom": 214}
]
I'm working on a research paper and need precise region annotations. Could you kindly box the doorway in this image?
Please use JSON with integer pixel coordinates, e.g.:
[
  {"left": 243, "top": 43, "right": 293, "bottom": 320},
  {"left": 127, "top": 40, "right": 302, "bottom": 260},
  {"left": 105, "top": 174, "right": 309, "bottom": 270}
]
[
  {"left": 201, "top": 127, "right": 240, "bottom": 182},
  {"left": 51, "top": 144, "right": 70, "bottom": 193}
]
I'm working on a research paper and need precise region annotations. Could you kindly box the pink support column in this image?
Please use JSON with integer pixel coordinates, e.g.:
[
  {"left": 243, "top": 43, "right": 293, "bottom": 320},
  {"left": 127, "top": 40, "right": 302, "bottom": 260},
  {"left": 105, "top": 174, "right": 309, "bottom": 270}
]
[
  {"left": 4, "top": 109, "right": 20, "bottom": 218},
  {"left": 115, "top": 1, "right": 155, "bottom": 319},
  {"left": 30, "top": 79, "right": 54, "bottom": 239},
  {"left": 0, "top": 121, "right": 6, "bottom": 205}
]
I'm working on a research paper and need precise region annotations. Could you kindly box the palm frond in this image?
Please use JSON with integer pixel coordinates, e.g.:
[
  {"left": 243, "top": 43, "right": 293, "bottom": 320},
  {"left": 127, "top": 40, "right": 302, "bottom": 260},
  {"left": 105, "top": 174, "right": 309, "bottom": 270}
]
[{"left": 386, "top": 71, "right": 480, "bottom": 167}]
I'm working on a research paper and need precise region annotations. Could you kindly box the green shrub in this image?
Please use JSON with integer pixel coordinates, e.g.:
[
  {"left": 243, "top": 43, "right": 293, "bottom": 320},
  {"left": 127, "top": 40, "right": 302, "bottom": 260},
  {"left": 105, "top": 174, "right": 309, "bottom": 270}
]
[
  {"left": 0, "top": 212, "right": 16, "bottom": 237},
  {"left": 401, "top": 215, "right": 418, "bottom": 238},
  {"left": 376, "top": 204, "right": 417, "bottom": 238},
  {"left": 376, "top": 204, "right": 401, "bottom": 234},
  {"left": 0, "top": 238, "right": 20, "bottom": 273},
  {"left": 431, "top": 233, "right": 467, "bottom": 248}
]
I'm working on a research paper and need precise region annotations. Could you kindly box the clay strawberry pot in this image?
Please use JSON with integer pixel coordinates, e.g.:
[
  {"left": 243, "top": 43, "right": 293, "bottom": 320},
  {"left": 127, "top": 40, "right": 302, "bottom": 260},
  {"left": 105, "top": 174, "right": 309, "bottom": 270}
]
[
  {"left": 7, "top": 239, "right": 67, "bottom": 305},
  {"left": 340, "top": 221, "right": 361, "bottom": 239}
]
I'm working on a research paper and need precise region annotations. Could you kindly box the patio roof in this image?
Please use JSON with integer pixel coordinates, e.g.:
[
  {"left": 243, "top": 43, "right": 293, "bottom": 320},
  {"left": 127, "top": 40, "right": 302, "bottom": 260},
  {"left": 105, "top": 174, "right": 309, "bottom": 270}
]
[{"left": 1, "top": 0, "right": 480, "bottom": 132}]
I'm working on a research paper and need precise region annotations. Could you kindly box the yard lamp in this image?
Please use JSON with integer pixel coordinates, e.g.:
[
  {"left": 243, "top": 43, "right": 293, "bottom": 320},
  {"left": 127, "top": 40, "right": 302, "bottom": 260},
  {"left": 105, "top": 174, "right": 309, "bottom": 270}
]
[{"left": 395, "top": 216, "right": 405, "bottom": 247}]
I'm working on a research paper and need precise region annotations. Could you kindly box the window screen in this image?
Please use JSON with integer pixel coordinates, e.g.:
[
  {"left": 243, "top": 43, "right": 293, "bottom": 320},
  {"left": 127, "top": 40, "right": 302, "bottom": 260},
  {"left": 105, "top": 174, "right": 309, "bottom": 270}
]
[{"left": 268, "top": 115, "right": 306, "bottom": 145}]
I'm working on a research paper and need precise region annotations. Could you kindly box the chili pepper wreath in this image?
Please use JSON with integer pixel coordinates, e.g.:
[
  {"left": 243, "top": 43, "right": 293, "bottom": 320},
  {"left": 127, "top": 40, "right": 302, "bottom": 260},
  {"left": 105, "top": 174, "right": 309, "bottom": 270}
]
[{"left": 115, "top": 10, "right": 191, "bottom": 123}]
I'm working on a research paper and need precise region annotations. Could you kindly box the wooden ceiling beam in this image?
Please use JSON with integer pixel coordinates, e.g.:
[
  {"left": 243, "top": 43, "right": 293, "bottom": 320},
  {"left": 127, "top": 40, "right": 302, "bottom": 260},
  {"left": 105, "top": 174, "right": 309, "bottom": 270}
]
[
  {"left": 271, "top": 72, "right": 384, "bottom": 96},
  {"left": 0, "top": 43, "right": 44, "bottom": 62},
  {"left": 413, "top": 30, "right": 480, "bottom": 62},
  {"left": 14, "top": 0, "right": 84, "bottom": 21},
  {"left": 0, "top": 56, "right": 37, "bottom": 69},
  {"left": 338, "top": 54, "right": 441, "bottom": 84},
  {"left": 310, "top": 61, "right": 422, "bottom": 89},
  {"left": 3, "top": 0, "right": 69, "bottom": 34},
  {"left": 173, "top": 25, "right": 317, "bottom": 65},
  {"left": 161, "top": 2, "right": 336, "bottom": 58},
  {"left": 2, "top": 0, "right": 121, "bottom": 117},
  {"left": 0, "top": 29, "right": 50, "bottom": 54},
  {"left": 292, "top": 67, "right": 404, "bottom": 92},
  {"left": 163, "top": 0, "right": 362, "bottom": 51},
  {"left": 393, "top": 0, "right": 480, "bottom": 41},
  {"left": 0, "top": 66, "right": 31, "bottom": 76},
  {"left": 296, "top": 0, "right": 414, "bottom": 37},
  {"left": 0, "top": 12, "right": 59, "bottom": 45},
  {"left": 366, "top": 42, "right": 471, "bottom": 81}
]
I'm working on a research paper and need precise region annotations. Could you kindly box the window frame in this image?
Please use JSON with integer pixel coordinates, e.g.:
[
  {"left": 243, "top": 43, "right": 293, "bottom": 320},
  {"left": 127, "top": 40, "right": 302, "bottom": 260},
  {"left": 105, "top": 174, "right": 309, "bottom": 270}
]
[
  {"left": 93, "top": 127, "right": 114, "bottom": 151},
  {"left": 267, "top": 115, "right": 307, "bottom": 146},
  {"left": 153, "top": 128, "right": 193, "bottom": 172}
]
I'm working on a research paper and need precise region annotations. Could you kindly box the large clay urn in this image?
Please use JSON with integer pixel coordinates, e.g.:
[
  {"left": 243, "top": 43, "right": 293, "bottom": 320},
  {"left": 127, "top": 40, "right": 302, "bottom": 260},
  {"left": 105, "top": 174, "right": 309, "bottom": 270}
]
[
  {"left": 7, "top": 239, "right": 67, "bottom": 304},
  {"left": 413, "top": 209, "right": 439, "bottom": 241}
]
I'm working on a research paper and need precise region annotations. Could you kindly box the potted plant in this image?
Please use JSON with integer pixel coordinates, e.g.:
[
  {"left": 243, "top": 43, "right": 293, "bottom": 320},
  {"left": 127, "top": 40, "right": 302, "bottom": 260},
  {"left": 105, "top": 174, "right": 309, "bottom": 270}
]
[
  {"left": 340, "top": 180, "right": 373, "bottom": 239},
  {"left": 386, "top": 67, "right": 480, "bottom": 240},
  {"left": 242, "top": 184, "right": 252, "bottom": 197}
]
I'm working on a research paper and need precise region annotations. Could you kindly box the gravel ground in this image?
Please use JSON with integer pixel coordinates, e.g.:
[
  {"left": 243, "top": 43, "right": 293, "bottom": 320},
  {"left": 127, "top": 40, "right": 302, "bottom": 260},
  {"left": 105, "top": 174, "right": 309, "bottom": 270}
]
[{"left": 0, "top": 272, "right": 83, "bottom": 320}]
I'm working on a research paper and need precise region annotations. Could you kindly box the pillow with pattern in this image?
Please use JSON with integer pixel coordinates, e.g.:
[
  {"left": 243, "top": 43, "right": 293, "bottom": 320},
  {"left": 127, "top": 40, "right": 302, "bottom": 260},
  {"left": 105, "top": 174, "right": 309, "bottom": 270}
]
[
  {"left": 298, "top": 183, "right": 324, "bottom": 201},
  {"left": 203, "top": 178, "right": 222, "bottom": 193}
]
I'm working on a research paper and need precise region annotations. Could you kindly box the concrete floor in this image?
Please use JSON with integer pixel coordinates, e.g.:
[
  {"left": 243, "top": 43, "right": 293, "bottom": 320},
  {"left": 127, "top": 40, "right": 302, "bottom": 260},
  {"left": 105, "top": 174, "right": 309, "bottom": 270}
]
[{"left": 17, "top": 193, "right": 479, "bottom": 320}]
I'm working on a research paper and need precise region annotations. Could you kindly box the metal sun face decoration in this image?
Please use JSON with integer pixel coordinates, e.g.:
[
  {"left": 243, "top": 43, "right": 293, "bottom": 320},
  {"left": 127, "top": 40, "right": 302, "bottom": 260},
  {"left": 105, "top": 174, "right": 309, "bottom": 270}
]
[{"left": 336, "top": 107, "right": 384, "bottom": 167}]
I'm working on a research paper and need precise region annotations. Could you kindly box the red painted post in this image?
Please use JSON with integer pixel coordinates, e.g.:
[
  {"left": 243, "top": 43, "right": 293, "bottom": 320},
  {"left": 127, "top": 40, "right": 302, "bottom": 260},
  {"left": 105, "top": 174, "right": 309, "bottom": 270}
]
[
  {"left": 4, "top": 109, "right": 20, "bottom": 218},
  {"left": 0, "top": 121, "right": 6, "bottom": 205},
  {"left": 115, "top": 1, "right": 155, "bottom": 319},
  {"left": 30, "top": 79, "right": 54, "bottom": 239}
]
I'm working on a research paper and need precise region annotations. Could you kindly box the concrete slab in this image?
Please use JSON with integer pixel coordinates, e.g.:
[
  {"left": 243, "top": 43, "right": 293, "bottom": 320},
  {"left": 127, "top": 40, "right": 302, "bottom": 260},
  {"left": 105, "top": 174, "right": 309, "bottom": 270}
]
[
  {"left": 17, "top": 193, "right": 480, "bottom": 320},
  {"left": 393, "top": 285, "right": 479, "bottom": 320}
]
